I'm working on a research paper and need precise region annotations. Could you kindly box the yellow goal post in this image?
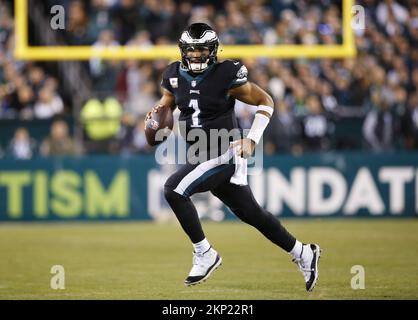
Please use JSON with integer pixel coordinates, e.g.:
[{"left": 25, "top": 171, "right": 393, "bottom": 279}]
[{"left": 15, "top": 0, "right": 356, "bottom": 60}]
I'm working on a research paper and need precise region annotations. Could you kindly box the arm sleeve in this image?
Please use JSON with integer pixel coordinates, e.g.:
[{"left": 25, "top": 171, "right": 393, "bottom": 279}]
[{"left": 363, "top": 111, "right": 380, "bottom": 149}]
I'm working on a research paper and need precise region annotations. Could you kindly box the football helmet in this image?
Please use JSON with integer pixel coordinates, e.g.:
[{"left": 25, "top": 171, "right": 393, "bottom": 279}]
[{"left": 178, "top": 23, "right": 219, "bottom": 73}]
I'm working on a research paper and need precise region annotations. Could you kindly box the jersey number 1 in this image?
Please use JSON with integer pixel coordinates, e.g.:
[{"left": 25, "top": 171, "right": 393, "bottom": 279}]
[{"left": 189, "top": 99, "right": 202, "bottom": 127}]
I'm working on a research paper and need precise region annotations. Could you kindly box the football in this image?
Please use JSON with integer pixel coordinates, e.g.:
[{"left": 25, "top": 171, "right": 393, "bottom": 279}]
[{"left": 145, "top": 106, "right": 174, "bottom": 146}]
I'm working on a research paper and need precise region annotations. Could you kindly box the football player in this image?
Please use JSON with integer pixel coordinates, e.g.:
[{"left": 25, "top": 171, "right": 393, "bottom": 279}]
[{"left": 145, "top": 23, "right": 321, "bottom": 291}]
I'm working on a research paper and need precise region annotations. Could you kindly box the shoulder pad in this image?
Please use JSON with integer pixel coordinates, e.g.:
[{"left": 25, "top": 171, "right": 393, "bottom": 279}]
[
  {"left": 162, "top": 61, "right": 181, "bottom": 79},
  {"left": 161, "top": 61, "right": 181, "bottom": 92},
  {"left": 220, "top": 60, "right": 248, "bottom": 88}
]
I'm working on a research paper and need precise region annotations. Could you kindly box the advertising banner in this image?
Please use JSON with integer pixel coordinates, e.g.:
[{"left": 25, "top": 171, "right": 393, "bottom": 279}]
[{"left": 0, "top": 152, "right": 417, "bottom": 221}]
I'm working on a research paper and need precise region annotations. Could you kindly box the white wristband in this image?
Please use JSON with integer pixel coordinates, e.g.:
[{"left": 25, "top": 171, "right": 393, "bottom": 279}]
[
  {"left": 257, "top": 105, "right": 274, "bottom": 116},
  {"left": 246, "top": 113, "right": 270, "bottom": 144}
]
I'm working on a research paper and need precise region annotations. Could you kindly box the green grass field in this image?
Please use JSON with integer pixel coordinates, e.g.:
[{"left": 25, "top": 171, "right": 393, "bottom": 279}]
[{"left": 0, "top": 219, "right": 417, "bottom": 300}]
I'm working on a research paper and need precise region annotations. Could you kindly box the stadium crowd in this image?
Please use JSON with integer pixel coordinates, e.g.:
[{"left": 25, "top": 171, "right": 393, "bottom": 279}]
[{"left": 0, "top": 0, "right": 417, "bottom": 158}]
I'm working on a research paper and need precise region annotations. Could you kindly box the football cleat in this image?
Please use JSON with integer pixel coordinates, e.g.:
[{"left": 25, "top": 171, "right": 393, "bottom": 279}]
[
  {"left": 184, "top": 247, "right": 222, "bottom": 286},
  {"left": 293, "top": 244, "right": 321, "bottom": 292}
]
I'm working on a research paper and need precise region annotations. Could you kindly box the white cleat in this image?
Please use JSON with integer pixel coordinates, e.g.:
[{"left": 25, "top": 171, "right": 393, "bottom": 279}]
[
  {"left": 293, "top": 244, "right": 321, "bottom": 292},
  {"left": 184, "top": 247, "right": 222, "bottom": 286}
]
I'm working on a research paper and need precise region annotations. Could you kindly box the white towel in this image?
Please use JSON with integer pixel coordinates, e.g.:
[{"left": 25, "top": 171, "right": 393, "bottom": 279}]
[{"left": 229, "top": 143, "right": 248, "bottom": 186}]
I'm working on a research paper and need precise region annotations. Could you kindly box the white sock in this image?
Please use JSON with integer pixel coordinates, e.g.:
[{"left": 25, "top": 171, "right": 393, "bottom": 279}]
[
  {"left": 193, "top": 238, "right": 211, "bottom": 254},
  {"left": 290, "top": 240, "right": 303, "bottom": 259}
]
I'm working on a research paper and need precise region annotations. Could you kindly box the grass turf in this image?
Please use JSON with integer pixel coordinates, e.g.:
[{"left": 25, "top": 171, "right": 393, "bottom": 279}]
[{"left": 0, "top": 219, "right": 417, "bottom": 300}]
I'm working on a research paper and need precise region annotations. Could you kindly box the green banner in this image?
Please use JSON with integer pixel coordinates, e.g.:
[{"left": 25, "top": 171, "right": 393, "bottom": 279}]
[{"left": 0, "top": 152, "right": 417, "bottom": 221}]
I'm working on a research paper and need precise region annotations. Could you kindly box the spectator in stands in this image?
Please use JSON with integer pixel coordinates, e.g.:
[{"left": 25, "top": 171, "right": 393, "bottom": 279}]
[
  {"left": 127, "top": 30, "right": 153, "bottom": 49},
  {"left": 34, "top": 86, "right": 64, "bottom": 119},
  {"left": 288, "top": 84, "right": 308, "bottom": 116},
  {"left": 333, "top": 76, "right": 351, "bottom": 107},
  {"left": 1, "top": 62, "right": 31, "bottom": 118},
  {"left": 112, "top": 0, "right": 142, "bottom": 44},
  {"left": 90, "top": 29, "right": 121, "bottom": 98},
  {"left": 88, "top": 0, "right": 114, "bottom": 42},
  {"left": 67, "top": 0, "right": 94, "bottom": 45},
  {"left": 140, "top": 0, "right": 176, "bottom": 43},
  {"left": 265, "top": 101, "right": 301, "bottom": 155},
  {"left": 0, "top": 2, "right": 13, "bottom": 54},
  {"left": 129, "top": 81, "right": 158, "bottom": 117},
  {"left": 7, "top": 127, "right": 37, "bottom": 159},
  {"left": 363, "top": 91, "right": 398, "bottom": 152},
  {"left": 11, "top": 85, "right": 35, "bottom": 120},
  {"left": 401, "top": 92, "right": 418, "bottom": 149},
  {"left": 27, "top": 65, "right": 46, "bottom": 97},
  {"left": 300, "top": 95, "right": 333, "bottom": 152},
  {"left": 347, "top": 61, "right": 370, "bottom": 107},
  {"left": 132, "top": 120, "right": 152, "bottom": 153},
  {"left": 376, "top": 0, "right": 409, "bottom": 33},
  {"left": 114, "top": 112, "right": 136, "bottom": 154},
  {"left": 169, "top": 1, "right": 192, "bottom": 42},
  {"left": 319, "top": 81, "right": 338, "bottom": 112},
  {"left": 114, "top": 112, "right": 153, "bottom": 154},
  {"left": 40, "top": 119, "right": 77, "bottom": 156},
  {"left": 120, "top": 59, "right": 160, "bottom": 117}
]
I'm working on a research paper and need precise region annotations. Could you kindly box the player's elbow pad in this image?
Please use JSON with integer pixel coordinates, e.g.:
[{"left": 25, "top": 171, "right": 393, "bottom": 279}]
[{"left": 246, "top": 105, "right": 273, "bottom": 144}]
